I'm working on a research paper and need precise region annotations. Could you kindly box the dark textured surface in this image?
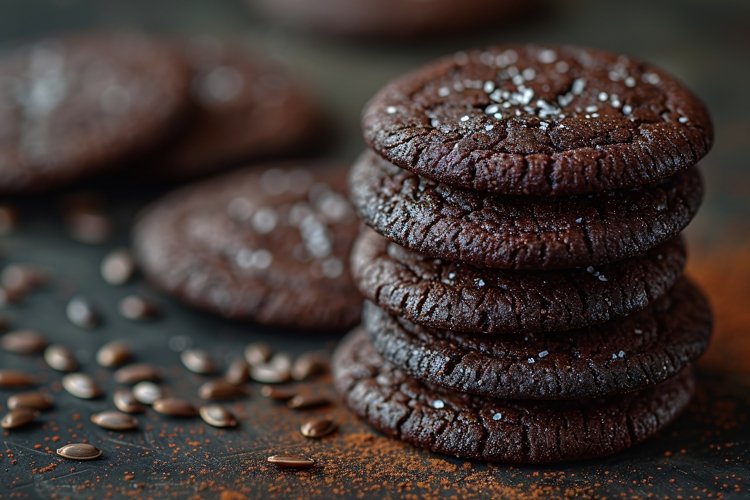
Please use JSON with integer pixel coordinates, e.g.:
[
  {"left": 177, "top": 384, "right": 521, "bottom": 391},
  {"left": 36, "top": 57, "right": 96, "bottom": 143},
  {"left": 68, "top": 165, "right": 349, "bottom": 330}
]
[
  {"left": 352, "top": 227, "right": 686, "bottom": 333},
  {"left": 364, "top": 278, "right": 712, "bottom": 399},
  {"left": 0, "top": 33, "right": 190, "bottom": 193},
  {"left": 351, "top": 150, "right": 702, "bottom": 270},
  {"left": 363, "top": 44, "right": 713, "bottom": 196},
  {"left": 134, "top": 162, "right": 361, "bottom": 330},
  {"left": 334, "top": 329, "right": 695, "bottom": 464}
]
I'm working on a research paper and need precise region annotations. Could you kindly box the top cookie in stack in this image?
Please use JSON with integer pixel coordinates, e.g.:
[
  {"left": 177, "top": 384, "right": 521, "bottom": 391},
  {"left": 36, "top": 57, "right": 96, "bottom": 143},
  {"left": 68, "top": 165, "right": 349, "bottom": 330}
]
[{"left": 334, "top": 44, "right": 713, "bottom": 464}]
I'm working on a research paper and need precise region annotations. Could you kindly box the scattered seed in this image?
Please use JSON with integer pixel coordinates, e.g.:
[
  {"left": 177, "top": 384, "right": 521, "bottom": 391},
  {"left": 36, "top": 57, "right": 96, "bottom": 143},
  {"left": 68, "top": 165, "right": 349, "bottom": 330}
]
[
  {"left": 287, "top": 394, "right": 332, "bottom": 410},
  {"left": 225, "top": 358, "right": 250, "bottom": 385},
  {"left": 56, "top": 443, "right": 102, "bottom": 461},
  {"left": 244, "top": 342, "right": 273, "bottom": 366},
  {"left": 198, "top": 379, "right": 247, "bottom": 401},
  {"left": 261, "top": 385, "right": 297, "bottom": 402},
  {"left": 152, "top": 398, "right": 197, "bottom": 418},
  {"left": 0, "top": 204, "right": 17, "bottom": 235},
  {"left": 91, "top": 411, "right": 138, "bottom": 431},
  {"left": 181, "top": 348, "right": 216, "bottom": 374},
  {"left": 199, "top": 405, "right": 238, "bottom": 428},
  {"left": 96, "top": 341, "right": 133, "bottom": 368},
  {"left": 132, "top": 381, "right": 164, "bottom": 405},
  {"left": 113, "top": 388, "right": 146, "bottom": 414},
  {"left": 62, "top": 373, "right": 102, "bottom": 399},
  {"left": 100, "top": 249, "right": 136, "bottom": 285},
  {"left": 1, "top": 330, "right": 48, "bottom": 354},
  {"left": 267, "top": 455, "right": 315, "bottom": 469},
  {"left": 300, "top": 417, "right": 337, "bottom": 439},
  {"left": 0, "top": 370, "right": 37, "bottom": 388},
  {"left": 0, "top": 286, "right": 25, "bottom": 305},
  {"left": 292, "top": 351, "right": 329, "bottom": 381},
  {"left": 250, "top": 353, "right": 291, "bottom": 384},
  {"left": 1, "top": 265, "right": 47, "bottom": 293},
  {"left": 1, "top": 408, "right": 39, "bottom": 429},
  {"left": 114, "top": 363, "right": 161, "bottom": 384},
  {"left": 7, "top": 391, "right": 54, "bottom": 411},
  {"left": 118, "top": 295, "right": 159, "bottom": 320},
  {"left": 44, "top": 344, "right": 79, "bottom": 372},
  {"left": 66, "top": 297, "right": 101, "bottom": 329},
  {"left": 65, "top": 207, "right": 113, "bottom": 244}
]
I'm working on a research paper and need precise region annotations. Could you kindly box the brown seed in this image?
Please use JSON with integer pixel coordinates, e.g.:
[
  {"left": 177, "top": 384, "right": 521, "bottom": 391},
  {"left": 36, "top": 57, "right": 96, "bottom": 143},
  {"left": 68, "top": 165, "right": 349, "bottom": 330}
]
[
  {"left": 0, "top": 286, "right": 25, "bottom": 305},
  {"left": 199, "top": 405, "right": 238, "bottom": 428},
  {"left": 114, "top": 363, "right": 161, "bottom": 384},
  {"left": 292, "top": 351, "right": 329, "bottom": 381},
  {"left": 287, "top": 394, "right": 332, "bottom": 410},
  {"left": 65, "top": 207, "right": 113, "bottom": 244},
  {"left": 132, "top": 382, "right": 164, "bottom": 405},
  {"left": 1, "top": 329, "right": 48, "bottom": 354},
  {"left": 100, "top": 249, "right": 136, "bottom": 285},
  {"left": 152, "top": 398, "right": 197, "bottom": 418},
  {"left": 300, "top": 417, "right": 337, "bottom": 439},
  {"left": 96, "top": 341, "right": 133, "bottom": 368},
  {"left": 225, "top": 358, "right": 250, "bottom": 385},
  {"left": 244, "top": 342, "right": 273, "bottom": 366},
  {"left": 113, "top": 388, "right": 146, "bottom": 414},
  {"left": 260, "top": 385, "right": 297, "bottom": 402},
  {"left": 1, "top": 408, "right": 39, "bottom": 429},
  {"left": 198, "top": 379, "right": 247, "bottom": 401},
  {"left": 62, "top": 373, "right": 102, "bottom": 399},
  {"left": 118, "top": 295, "right": 159, "bottom": 320},
  {"left": 91, "top": 411, "right": 138, "bottom": 431},
  {"left": 267, "top": 455, "right": 315, "bottom": 469},
  {"left": 44, "top": 344, "right": 79, "bottom": 372},
  {"left": 180, "top": 348, "right": 216, "bottom": 374},
  {"left": 66, "top": 297, "right": 101, "bottom": 329},
  {"left": 0, "top": 204, "right": 17, "bottom": 235},
  {"left": 1, "top": 265, "right": 47, "bottom": 293},
  {"left": 0, "top": 370, "right": 36, "bottom": 388},
  {"left": 7, "top": 391, "right": 54, "bottom": 411},
  {"left": 250, "top": 353, "right": 292, "bottom": 384},
  {"left": 56, "top": 443, "right": 102, "bottom": 461}
]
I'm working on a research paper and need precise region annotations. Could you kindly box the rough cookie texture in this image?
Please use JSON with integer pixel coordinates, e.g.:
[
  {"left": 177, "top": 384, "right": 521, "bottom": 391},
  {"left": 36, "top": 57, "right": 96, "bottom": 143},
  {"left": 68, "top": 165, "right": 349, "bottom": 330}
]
[
  {"left": 352, "top": 227, "right": 686, "bottom": 333},
  {"left": 334, "top": 330, "right": 695, "bottom": 464},
  {"left": 134, "top": 163, "right": 361, "bottom": 330},
  {"left": 365, "top": 279, "right": 711, "bottom": 399},
  {"left": 363, "top": 44, "right": 712, "bottom": 196},
  {"left": 350, "top": 151, "right": 702, "bottom": 270},
  {"left": 0, "top": 34, "right": 190, "bottom": 192}
]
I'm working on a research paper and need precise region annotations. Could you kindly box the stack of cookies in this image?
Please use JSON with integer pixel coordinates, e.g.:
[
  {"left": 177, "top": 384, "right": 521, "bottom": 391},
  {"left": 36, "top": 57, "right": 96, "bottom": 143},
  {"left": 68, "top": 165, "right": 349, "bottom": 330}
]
[{"left": 334, "top": 44, "right": 714, "bottom": 464}]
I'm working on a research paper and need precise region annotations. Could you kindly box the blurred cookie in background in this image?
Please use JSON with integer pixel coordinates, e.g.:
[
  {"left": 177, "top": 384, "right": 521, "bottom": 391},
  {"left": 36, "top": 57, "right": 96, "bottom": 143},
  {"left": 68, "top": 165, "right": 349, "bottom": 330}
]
[
  {"left": 149, "top": 37, "right": 325, "bottom": 181},
  {"left": 133, "top": 162, "right": 361, "bottom": 330},
  {"left": 0, "top": 33, "right": 190, "bottom": 193},
  {"left": 250, "top": 0, "right": 530, "bottom": 39}
]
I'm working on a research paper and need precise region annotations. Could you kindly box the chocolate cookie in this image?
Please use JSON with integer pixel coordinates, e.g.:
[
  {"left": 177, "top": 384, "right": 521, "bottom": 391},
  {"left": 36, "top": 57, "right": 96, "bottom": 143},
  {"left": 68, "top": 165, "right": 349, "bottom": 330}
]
[
  {"left": 133, "top": 163, "right": 361, "bottom": 330},
  {"left": 333, "top": 329, "right": 695, "bottom": 464},
  {"left": 350, "top": 151, "right": 702, "bottom": 270},
  {"left": 0, "top": 34, "right": 190, "bottom": 193},
  {"left": 153, "top": 37, "right": 322, "bottom": 180},
  {"left": 365, "top": 278, "right": 711, "bottom": 399},
  {"left": 363, "top": 44, "right": 712, "bottom": 196},
  {"left": 352, "top": 227, "right": 686, "bottom": 333}
]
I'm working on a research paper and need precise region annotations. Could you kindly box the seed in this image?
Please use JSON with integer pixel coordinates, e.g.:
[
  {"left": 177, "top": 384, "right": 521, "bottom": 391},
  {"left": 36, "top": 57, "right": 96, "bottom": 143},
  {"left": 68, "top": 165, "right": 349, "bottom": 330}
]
[
  {"left": 199, "top": 405, "right": 238, "bottom": 428},
  {"left": 114, "top": 363, "right": 161, "bottom": 384},
  {"left": 96, "top": 341, "right": 133, "bottom": 368},
  {"left": 66, "top": 297, "right": 101, "bottom": 329},
  {"left": 56, "top": 443, "right": 102, "bottom": 461},
  {"left": 113, "top": 388, "right": 146, "bottom": 414},
  {"left": 1, "top": 408, "right": 39, "bottom": 429},
  {"left": 119, "top": 295, "right": 159, "bottom": 320},
  {"left": 300, "top": 417, "right": 337, "bottom": 439},
  {"left": 0, "top": 204, "right": 17, "bottom": 235},
  {"left": 1, "top": 330, "right": 48, "bottom": 354},
  {"left": 287, "top": 394, "right": 332, "bottom": 410},
  {"left": 65, "top": 206, "right": 113, "bottom": 244},
  {"left": 250, "top": 353, "right": 292, "bottom": 384},
  {"left": 132, "top": 382, "right": 164, "bottom": 405},
  {"left": 291, "top": 351, "right": 329, "bottom": 381},
  {"left": 152, "top": 398, "right": 197, "bottom": 418},
  {"left": 260, "top": 385, "right": 297, "bottom": 402},
  {"left": 100, "top": 249, "right": 135, "bottom": 285},
  {"left": 62, "top": 373, "right": 102, "bottom": 399},
  {"left": 7, "top": 391, "right": 54, "bottom": 411},
  {"left": 44, "top": 344, "right": 78, "bottom": 372},
  {"left": 267, "top": 455, "right": 315, "bottom": 469},
  {"left": 0, "top": 286, "right": 25, "bottom": 305},
  {"left": 180, "top": 348, "right": 216, "bottom": 374},
  {"left": 1, "top": 265, "right": 47, "bottom": 293},
  {"left": 198, "top": 379, "right": 247, "bottom": 401},
  {"left": 225, "top": 358, "right": 250, "bottom": 385},
  {"left": 91, "top": 411, "right": 138, "bottom": 431},
  {"left": 0, "top": 370, "right": 36, "bottom": 388},
  {"left": 244, "top": 342, "right": 273, "bottom": 366}
]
